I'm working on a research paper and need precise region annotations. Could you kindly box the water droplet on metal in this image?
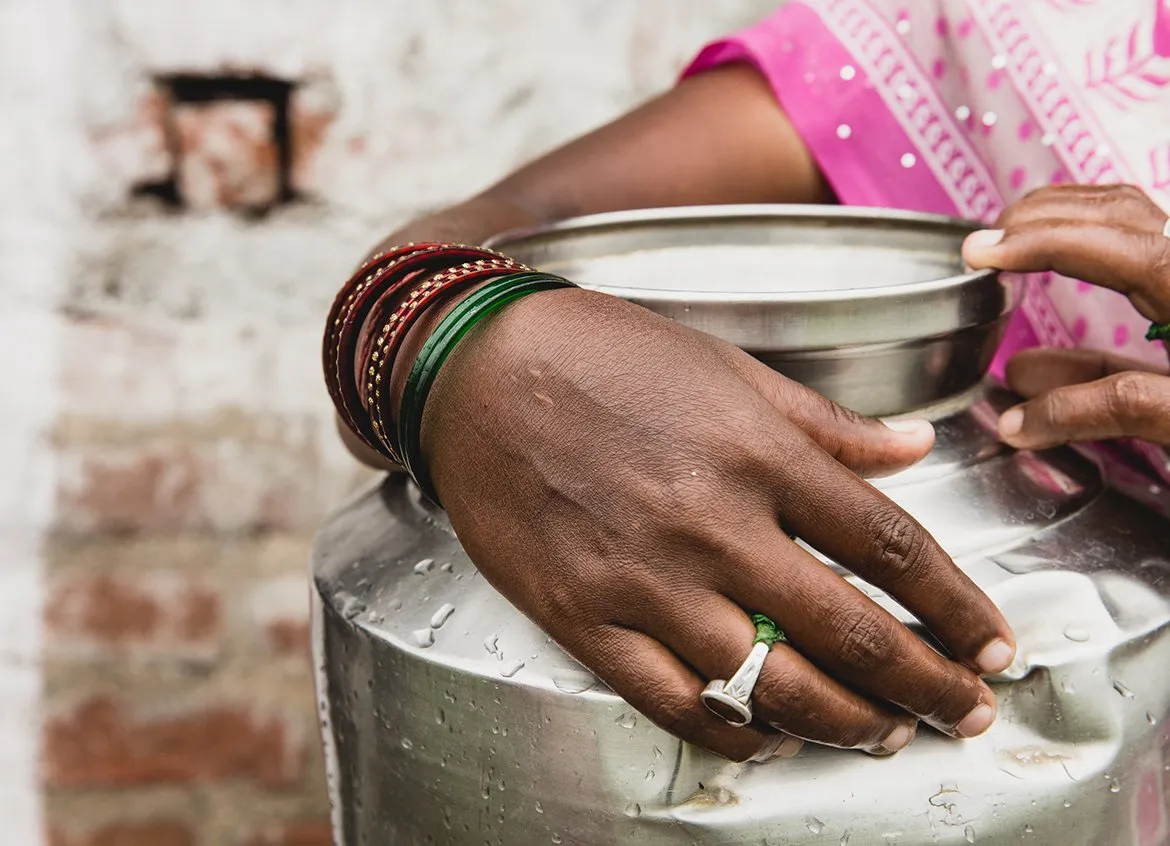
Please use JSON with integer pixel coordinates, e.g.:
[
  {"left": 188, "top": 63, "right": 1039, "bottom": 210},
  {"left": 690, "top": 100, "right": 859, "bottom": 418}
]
[
  {"left": 440, "top": 561, "right": 453, "bottom": 572},
  {"left": 624, "top": 802, "right": 642, "bottom": 818},
  {"left": 1063, "top": 799, "right": 1072, "bottom": 808},
  {"left": 806, "top": 817, "right": 825, "bottom": 834},
  {"left": 1147, "top": 712, "right": 1157, "bottom": 725},
  {"left": 484, "top": 633, "right": 500, "bottom": 656},
  {"left": 535, "top": 801, "right": 544, "bottom": 814},
  {"left": 436, "top": 709, "right": 446, "bottom": 725},
  {"left": 551, "top": 835, "right": 562, "bottom": 844},
  {"left": 965, "top": 825, "right": 976, "bottom": 843},
  {"left": 430, "top": 603, "right": 456, "bottom": 629},
  {"left": 1109, "top": 778, "right": 1121, "bottom": 793},
  {"left": 615, "top": 711, "right": 638, "bottom": 729},
  {"left": 500, "top": 659, "right": 525, "bottom": 678},
  {"left": 401, "top": 737, "right": 414, "bottom": 750},
  {"left": 413, "top": 628, "right": 435, "bottom": 648},
  {"left": 644, "top": 768, "right": 655, "bottom": 782},
  {"left": 840, "top": 833, "right": 852, "bottom": 846},
  {"left": 1024, "top": 824, "right": 1034, "bottom": 834},
  {"left": 1061, "top": 680, "right": 1076, "bottom": 695},
  {"left": 551, "top": 669, "right": 598, "bottom": 694},
  {"left": 1112, "top": 680, "right": 1134, "bottom": 699},
  {"left": 413, "top": 558, "right": 434, "bottom": 574},
  {"left": 340, "top": 596, "right": 367, "bottom": 620},
  {"left": 652, "top": 745, "right": 663, "bottom": 760},
  {"left": 1063, "top": 624, "right": 1090, "bottom": 642}
]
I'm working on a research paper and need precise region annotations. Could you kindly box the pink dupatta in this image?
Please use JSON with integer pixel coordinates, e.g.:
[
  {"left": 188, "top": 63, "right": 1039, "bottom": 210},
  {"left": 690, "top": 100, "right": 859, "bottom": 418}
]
[{"left": 684, "top": 0, "right": 1170, "bottom": 494}]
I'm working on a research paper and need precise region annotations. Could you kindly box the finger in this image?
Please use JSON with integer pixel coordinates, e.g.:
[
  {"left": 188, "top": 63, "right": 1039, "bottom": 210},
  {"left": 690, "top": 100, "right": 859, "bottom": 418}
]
[
  {"left": 995, "top": 184, "right": 1167, "bottom": 234},
  {"left": 998, "top": 372, "right": 1170, "bottom": 449},
  {"left": 637, "top": 591, "right": 915, "bottom": 754},
  {"left": 961, "top": 220, "right": 1170, "bottom": 322},
  {"left": 757, "top": 423, "right": 1016, "bottom": 676},
  {"left": 581, "top": 623, "right": 782, "bottom": 762},
  {"left": 725, "top": 534, "right": 999, "bottom": 739},
  {"left": 729, "top": 350, "right": 935, "bottom": 478},
  {"left": 1004, "top": 347, "right": 1166, "bottom": 398}
]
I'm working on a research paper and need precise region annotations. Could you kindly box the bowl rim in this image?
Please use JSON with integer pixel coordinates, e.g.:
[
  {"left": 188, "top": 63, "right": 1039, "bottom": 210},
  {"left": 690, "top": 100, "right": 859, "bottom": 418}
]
[{"left": 486, "top": 203, "right": 1001, "bottom": 305}]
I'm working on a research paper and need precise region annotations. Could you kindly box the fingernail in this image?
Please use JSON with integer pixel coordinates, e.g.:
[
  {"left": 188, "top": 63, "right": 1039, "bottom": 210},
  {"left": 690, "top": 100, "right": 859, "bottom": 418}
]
[
  {"left": 751, "top": 734, "right": 803, "bottom": 762},
  {"left": 954, "top": 703, "right": 995, "bottom": 738},
  {"left": 965, "top": 229, "right": 1005, "bottom": 250},
  {"left": 998, "top": 407, "right": 1024, "bottom": 439},
  {"left": 975, "top": 638, "right": 1016, "bottom": 674},
  {"left": 873, "top": 723, "right": 916, "bottom": 755},
  {"left": 883, "top": 417, "right": 934, "bottom": 438}
]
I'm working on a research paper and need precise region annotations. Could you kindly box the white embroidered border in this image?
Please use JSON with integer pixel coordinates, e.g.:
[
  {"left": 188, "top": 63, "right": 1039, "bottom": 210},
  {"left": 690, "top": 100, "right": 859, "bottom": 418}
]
[
  {"left": 806, "top": 0, "right": 1005, "bottom": 220},
  {"left": 968, "top": 0, "right": 1132, "bottom": 186}
]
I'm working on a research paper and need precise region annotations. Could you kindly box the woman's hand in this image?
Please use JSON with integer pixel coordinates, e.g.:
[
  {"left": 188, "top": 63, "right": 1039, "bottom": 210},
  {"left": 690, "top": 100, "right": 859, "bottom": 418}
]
[
  {"left": 419, "top": 286, "right": 1014, "bottom": 762},
  {"left": 963, "top": 184, "right": 1170, "bottom": 448}
]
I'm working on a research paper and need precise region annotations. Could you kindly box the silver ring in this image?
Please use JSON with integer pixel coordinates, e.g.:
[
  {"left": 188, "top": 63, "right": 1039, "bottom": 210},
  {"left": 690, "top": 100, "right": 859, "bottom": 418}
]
[{"left": 700, "top": 641, "right": 771, "bottom": 727}]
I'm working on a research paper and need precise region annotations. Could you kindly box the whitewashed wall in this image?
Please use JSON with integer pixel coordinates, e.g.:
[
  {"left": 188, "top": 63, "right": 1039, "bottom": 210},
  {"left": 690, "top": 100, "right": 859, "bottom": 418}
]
[{"left": 0, "top": 1, "right": 780, "bottom": 843}]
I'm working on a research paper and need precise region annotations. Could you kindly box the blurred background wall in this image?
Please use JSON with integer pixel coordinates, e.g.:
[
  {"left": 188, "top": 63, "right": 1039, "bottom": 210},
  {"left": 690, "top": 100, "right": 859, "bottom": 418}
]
[{"left": 0, "top": 1, "right": 779, "bottom": 844}]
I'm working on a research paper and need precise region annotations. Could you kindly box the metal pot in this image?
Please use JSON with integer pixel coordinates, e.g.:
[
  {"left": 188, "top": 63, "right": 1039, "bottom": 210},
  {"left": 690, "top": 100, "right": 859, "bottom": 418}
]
[{"left": 312, "top": 207, "right": 1170, "bottom": 845}]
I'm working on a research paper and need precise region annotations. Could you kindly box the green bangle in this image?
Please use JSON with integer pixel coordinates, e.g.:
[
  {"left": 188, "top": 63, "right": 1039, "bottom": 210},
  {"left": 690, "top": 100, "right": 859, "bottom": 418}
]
[
  {"left": 1147, "top": 322, "right": 1170, "bottom": 342},
  {"left": 397, "top": 272, "right": 576, "bottom": 504}
]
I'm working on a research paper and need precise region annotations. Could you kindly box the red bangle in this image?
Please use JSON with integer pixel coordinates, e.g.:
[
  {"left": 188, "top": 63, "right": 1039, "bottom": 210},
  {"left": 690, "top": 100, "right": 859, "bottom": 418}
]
[
  {"left": 322, "top": 244, "right": 439, "bottom": 433},
  {"left": 364, "top": 259, "right": 524, "bottom": 460},
  {"left": 355, "top": 258, "right": 522, "bottom": 409},
  {"left": 327, "top": 245, "right": 511, "bottom": 450}
]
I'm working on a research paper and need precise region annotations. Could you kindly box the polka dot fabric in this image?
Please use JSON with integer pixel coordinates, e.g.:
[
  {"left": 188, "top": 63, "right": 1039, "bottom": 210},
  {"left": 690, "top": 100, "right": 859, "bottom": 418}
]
[{"left": 684, "top": 0, "right": 1170, "bottom": 484}]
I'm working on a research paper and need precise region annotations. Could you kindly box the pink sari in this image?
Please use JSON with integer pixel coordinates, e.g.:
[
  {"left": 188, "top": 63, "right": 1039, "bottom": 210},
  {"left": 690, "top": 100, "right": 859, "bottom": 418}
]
[{"left": 683, "top": 0, "right": 1170, "bottom": 499}]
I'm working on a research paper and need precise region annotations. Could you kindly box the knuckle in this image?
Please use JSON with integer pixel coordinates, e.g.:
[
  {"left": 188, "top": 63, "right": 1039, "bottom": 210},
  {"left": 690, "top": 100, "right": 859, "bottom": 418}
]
[
  {"left": 831, "top": 608, "right": 894, "bottom": 675},
  {"left": 862, "top": 509, "right": 934, "bottom": 587},
  {"left": 1108, "top": 372, "right": 1156, "bottom": 419}
]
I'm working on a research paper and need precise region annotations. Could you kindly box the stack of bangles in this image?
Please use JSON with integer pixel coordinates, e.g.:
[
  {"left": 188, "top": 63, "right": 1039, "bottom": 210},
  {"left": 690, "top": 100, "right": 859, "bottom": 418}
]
[{"left": 322, "top": 242, "right": 577, "bottom": 506}]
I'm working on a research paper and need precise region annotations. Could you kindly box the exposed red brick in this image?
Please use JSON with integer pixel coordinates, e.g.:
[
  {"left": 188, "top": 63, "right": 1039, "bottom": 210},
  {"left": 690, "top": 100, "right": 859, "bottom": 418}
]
[
  {"left": 266, "top": 620, "right": 310, "bottom": 658},
  {"left": 54, "top": 430, "right": 325, "bottom": 535},
  {"left": 244, "top": 820, "right": 332, "bottom": 846},
  {"left": 58, "top": 445, "right": 201, "bottom": 534},
  {"left": 45, "top": 571, "right": 220, "bottom": 657},
  {"left": 44, "top": 697, "right": 306, "bottom": 789},
  {"left": 49, "top": 821, "right": 194, "bottom": 846},
  {"left": 289, "top": 80, "right": 339, "bottom": 196},
  {"left": 173, "top": 101, "right": 279, "bottom": 211},
  {"left": 243, "top": 575, "right": 312, "bottom": 659}
]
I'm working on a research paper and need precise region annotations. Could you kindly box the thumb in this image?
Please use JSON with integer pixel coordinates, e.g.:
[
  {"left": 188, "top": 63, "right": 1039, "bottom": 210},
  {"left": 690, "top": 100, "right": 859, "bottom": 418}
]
[
  {"left": 961, "top": 228, "right": 1006, "bottom": 269},
  {"left": 737, "top": 358, "right": 934, "bottom": 477}
]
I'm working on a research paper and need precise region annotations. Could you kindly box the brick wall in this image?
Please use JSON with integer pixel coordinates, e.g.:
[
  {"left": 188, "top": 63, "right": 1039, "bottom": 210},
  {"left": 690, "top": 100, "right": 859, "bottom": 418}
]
[{"left": 0, "top": 1, "right": 780, "bottom": 844}]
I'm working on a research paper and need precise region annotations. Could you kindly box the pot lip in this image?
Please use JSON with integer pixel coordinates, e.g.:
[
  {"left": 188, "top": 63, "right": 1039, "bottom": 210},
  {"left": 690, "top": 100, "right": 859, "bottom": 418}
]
[{"left": 486, "top": 203, "right": 1004, "bottom": 306}]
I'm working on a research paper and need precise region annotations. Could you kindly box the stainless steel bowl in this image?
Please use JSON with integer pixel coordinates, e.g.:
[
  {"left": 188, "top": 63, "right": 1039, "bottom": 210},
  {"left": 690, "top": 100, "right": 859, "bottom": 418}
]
[{"left": 488, "top": 205, "right": 1021, "bottom": 417}]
